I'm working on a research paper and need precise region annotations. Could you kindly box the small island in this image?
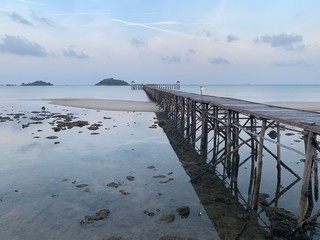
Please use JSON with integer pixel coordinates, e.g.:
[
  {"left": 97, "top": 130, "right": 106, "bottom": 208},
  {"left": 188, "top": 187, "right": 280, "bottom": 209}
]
[
  {"left": 21, "top": 80, "right": 53, "bottom": 86},
  {"left": 95, "top": 78, "right": 129, "bottom": 86}
]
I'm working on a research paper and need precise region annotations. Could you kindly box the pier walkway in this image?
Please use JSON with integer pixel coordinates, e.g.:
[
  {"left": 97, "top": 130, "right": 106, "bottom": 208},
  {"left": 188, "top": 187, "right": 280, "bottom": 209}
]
[{"left": 143, "top": 84, "right": 320, "bottom": 230}]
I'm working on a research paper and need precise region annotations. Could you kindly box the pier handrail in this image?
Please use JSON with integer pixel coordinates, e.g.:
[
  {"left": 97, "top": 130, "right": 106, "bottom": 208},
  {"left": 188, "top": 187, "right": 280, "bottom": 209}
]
[{"left": 144, "top": 86, "right": 320, "bottom": 134}]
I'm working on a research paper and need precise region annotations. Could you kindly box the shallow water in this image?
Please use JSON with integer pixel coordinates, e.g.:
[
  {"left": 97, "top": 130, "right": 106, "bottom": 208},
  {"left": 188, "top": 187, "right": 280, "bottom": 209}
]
[
  {"left": 1, "top": 84, "right": 320, "bottom": 239},
  {"left": 0, "top": 101, "right": 219, "bottom": 240}
]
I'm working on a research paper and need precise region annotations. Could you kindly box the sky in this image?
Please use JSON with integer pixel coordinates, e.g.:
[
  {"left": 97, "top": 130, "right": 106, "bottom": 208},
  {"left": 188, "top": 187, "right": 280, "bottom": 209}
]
[{"left": 0, "top": 0, "right": 319, "bottom": 85}]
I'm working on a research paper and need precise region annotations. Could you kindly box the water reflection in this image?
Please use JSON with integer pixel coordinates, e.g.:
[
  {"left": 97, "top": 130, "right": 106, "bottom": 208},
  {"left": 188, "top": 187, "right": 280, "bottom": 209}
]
[
  {"left": 156, "top": 108, "right": 320, "bottom": 239},
  {"left": 0, "top": 101, "right": 219, "bottom": 240}
]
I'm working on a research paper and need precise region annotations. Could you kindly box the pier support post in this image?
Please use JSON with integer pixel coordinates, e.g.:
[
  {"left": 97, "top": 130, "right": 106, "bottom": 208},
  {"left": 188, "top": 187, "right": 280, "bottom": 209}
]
[
  {"left": 200, "top": 103, "right": 208, "bottom": 156},
  {"left": 299, "top": 131, "right": 315, "bottom": 222},
  {"left": 253, "top": 119, "right": 266, "bottom": 210}
]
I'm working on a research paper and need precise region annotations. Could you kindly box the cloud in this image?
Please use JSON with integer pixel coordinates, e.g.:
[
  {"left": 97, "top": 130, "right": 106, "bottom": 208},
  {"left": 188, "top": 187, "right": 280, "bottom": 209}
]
[
  {"left": 209, "top": 57, "right": 230, "bottom": 65},
  {"left": 62, "top": 46, "right": 89, "bottom": 59},
  {"left": 111, "top": 18, "right": 208, "bottom": 40},
  {"left": 254, "top": 33, "right": 305, "bottom": 51},
  {"left": 161, "top": 55, "right": 181, "bottom": 63},
  {"left": 131, "top": 38, "right": 148, "bottom": 48},
  {"left": 148, "top": 21, "right": 182, "bottom": 26},
  {"left": 17, "top": 0, "right": 45, "bottom": 6},
  {"left": 0, "top": 35, "right": 49, "bottom": 57},
  {"left": 31, "top": 12, "right": 55, "bottom": 27},
  {"left": 226, "top": 34, "right": 238, "bottom": 42},
  {"left": 272, "top": 60, "right": 308, "bottom": 67},
  {"left": 8, "top": 12, "right": 32, "bottom": 25}
]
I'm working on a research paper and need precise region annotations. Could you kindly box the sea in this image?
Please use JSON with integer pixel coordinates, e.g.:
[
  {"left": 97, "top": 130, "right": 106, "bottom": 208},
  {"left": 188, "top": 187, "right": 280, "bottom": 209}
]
[
  {"left": 1, "top": 84, "right": 320, "bottom": 239},
  {"left": 1, "top": 84, "right": 320, "bottom": 102}
]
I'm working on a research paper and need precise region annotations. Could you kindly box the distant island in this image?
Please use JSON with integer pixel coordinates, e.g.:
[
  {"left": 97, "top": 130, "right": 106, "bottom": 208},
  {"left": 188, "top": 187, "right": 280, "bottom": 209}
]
[
  {"left": 95, "top": 78, "right": 129, "bottom": 86},
  {"left": 21, "top": 80, "right": 53, "bottom": 86}
]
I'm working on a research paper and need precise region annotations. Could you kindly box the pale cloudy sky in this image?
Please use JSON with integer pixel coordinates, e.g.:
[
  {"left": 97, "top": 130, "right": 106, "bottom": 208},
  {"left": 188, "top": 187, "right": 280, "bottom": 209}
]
[{"left": 0, "top": 0, "right": 319, "bottom": 85}]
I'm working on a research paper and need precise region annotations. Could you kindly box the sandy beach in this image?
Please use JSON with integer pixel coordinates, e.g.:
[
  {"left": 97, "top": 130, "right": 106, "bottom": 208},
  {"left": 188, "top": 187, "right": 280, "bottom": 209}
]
[
  {"left": 47, "top": 98, "right": 320, "bottom": 112},
  {"left": 47, "top": 98, "right": 161, "bottom": 112},
  {"left": 264, "top": 101, "right": 320, "bottom": 111}
]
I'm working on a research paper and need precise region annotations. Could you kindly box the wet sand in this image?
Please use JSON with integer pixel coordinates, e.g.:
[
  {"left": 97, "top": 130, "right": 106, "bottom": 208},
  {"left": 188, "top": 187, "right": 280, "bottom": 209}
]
[
  {"left": 264, "top": 101, "right": 320, "bottom": 111},
  {"left": 48, "top": 98, "right": 320, "bottom": 112},
  {"left": 47, "top": 99, "right": 161, "bottom": 112}
]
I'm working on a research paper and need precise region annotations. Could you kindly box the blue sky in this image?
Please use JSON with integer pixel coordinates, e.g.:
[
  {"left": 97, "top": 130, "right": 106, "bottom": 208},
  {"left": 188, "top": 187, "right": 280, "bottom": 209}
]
[{"left": 0, "top": 0, "right": 319, "bottom": 85}]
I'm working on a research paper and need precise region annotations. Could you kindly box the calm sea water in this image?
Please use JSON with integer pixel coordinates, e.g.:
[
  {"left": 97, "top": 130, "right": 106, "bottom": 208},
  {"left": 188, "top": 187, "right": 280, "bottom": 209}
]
[
  {"left": 1, "top": 84, "right": 320, "bottom": 102},
  {"left": 1, "top": 84, "right": 320, "bottom": 239},
  {"left": 181, "top": 84, "right": 320, "bottom": 102}
]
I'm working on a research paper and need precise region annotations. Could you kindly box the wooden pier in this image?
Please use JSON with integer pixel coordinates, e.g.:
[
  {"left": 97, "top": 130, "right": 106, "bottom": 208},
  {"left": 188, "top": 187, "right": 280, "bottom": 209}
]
[
  {"left": 131, "top": 82, "right": 180, "bottom": 90},
  {"left": 143, "top": 85, "right": 320, "bottom": 230}
]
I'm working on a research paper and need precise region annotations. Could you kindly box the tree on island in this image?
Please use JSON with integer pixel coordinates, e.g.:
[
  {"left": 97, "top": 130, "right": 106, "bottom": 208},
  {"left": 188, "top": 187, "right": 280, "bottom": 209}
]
[
  {"left": 21, "top": 80, "right": 53, "bottom": 86},
  {"left": 95, "top": 78, "right": 129, "bottom": 86}
]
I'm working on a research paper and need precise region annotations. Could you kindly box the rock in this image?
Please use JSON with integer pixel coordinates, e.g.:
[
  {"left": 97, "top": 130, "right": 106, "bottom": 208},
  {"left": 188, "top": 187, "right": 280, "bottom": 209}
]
[
  {"left": 46, "top": 136, "right": 58, "bottom": 139},
  {"left": 91, "top": 132, "right": 100, "bottom": 135},
  {"left": 268, "top": 130, "right": 278, "bottom": 139},
  {"left": 153, "top": 175, "right": 166, "bottom": 178},
  {"left": 126, "top": 176, "right": 135, "bottom": 181},
  {"left": 80, "top": 209, "right": 110, "bottom": 225},
  {"left": 87, "top": 123, "right": 102, "bottom": 131},
  {"left": 76, "top": 184, "right": 89, "bottom": 188},
  {"left": 265, "top": 207, "right": 298, "bottom": 237},
  {"left": 285, "top": 132, "right": 295, "bottom": 136},
  {"left": 119, "top": 190, "right": 130, "bottom": 195},
  {"left": 160, "top": 178, "right": 174, "bottom": 184},
  {"left": 107, "top": 182, "right": 122, "bottom": 188},
  {"left": 176, "top": 206, "right": 190, "bottom": 218},
  {"left": 144, "top": 210, "right": 155, "bottom": 217},
  {"left": 160, "top": 214, "right": 175, "bottom": 223}
]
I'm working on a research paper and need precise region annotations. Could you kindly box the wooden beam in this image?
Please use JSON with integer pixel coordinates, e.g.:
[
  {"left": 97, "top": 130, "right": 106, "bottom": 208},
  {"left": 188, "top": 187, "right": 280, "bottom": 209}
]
[
  {"left": 298, "top": 131, "right": 315, "bottom": 222},
  {"left": 253, "top": 119, "right": 266, "bottom": 210}
]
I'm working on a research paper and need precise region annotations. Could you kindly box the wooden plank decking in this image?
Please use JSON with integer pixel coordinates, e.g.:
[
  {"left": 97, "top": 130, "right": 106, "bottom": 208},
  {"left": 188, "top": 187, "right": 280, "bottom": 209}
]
[{"left": 153, "top": 88, "right": 320, "bottom": 134}]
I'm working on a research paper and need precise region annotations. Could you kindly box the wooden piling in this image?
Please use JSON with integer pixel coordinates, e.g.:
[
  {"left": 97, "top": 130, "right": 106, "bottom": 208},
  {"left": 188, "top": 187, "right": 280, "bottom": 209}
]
[
  {"left": 299, "top": 131, "right": 315, "bottom": 222},
  {"left": 253, "top": 119, "right": 266, "bottom": 210},
  {"left": 143, "top": 84, "right": 320, "bottom": 222}
]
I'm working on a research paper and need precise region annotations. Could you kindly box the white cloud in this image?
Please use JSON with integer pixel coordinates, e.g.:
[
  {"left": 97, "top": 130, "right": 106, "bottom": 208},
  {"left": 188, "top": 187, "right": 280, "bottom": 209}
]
[
  {"left": 226, "top": 34, "right": 238, "bottom": 42},
  {"left": 62, "top": 46, "right": 89, "bottom": 59},
  {"left": 131, "top": 38, "right": 148, "bottom": 48},
  {"left": 209, "top": 57, "right": 230, "bottom": 65},
  {"left": 254, "top": 33, "right": 305, "bottom": 51},
  {"left": 31, "top": 12, "right": 55, "bottom": 27},
  {"left": 0, "top": 35, "right": 49, "bottom": 57},
  {"left": 8, "top": 12, "right": 32, "bottom": 25}
]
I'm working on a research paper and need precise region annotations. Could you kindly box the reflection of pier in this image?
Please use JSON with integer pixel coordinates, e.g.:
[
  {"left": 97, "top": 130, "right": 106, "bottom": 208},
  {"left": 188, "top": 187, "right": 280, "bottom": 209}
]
[{"left": 143, "top": 85, "right": 320, "bottom": 227}]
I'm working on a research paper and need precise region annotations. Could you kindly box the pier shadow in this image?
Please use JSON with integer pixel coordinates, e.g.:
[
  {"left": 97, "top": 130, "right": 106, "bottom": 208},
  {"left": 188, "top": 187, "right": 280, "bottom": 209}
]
[
  {"left": 156, "top": 110, "right": 318, "bottom": 240},
  {"left": 156, "top": 112, "right": 268, "bottom": 240}
]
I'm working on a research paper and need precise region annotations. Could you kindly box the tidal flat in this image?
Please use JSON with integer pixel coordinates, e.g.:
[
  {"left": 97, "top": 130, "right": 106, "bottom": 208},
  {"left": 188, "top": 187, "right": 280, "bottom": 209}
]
[{"left": 0, "top": 100, "right": 219, "bottom": 240}]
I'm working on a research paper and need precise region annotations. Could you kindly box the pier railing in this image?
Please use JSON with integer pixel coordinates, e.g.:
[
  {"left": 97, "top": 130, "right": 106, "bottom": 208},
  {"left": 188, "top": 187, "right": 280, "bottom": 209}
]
[
  {"left": 131, "top": 83, "right": 180, "bottom": 90},
  {"left": 143, "top": 85, "right": 320, "bottom": 227}
]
